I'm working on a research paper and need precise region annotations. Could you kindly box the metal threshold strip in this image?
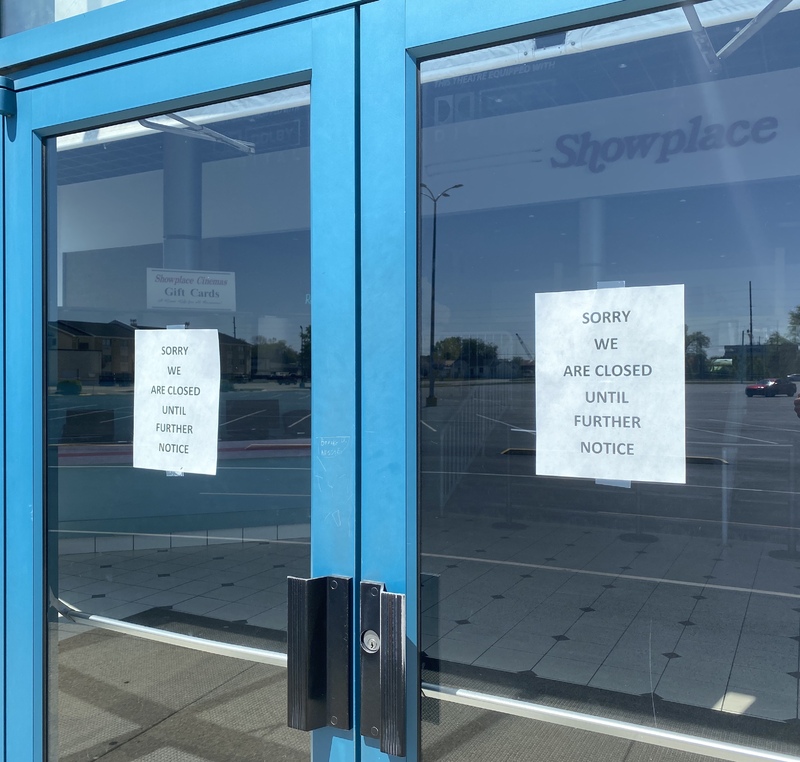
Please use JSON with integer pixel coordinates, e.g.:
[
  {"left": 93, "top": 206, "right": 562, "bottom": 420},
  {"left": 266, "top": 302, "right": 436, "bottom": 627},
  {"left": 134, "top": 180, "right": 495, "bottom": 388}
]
[
  {"left": 421, "top": 683, "right": 800, "bottom": 762},
  {"left": 57, "top": 603, "right": 287, "bottom": 668}
]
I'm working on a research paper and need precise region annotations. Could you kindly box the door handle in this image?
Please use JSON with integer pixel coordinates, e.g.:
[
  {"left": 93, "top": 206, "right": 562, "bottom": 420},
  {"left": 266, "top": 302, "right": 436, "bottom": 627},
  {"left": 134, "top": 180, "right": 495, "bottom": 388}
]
[
  {"left": 360, "top": 581, "right": 407, "bottom": 757},
  {"left": 287, "top": 575, "right": 352, "bottom": 732}
]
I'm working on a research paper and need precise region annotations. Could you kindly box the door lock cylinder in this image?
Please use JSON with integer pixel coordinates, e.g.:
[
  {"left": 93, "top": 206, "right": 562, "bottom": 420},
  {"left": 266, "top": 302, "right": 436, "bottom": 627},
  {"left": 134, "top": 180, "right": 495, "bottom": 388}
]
[{"left": 361, "top": 629, "right": 380, "bottom": 653}]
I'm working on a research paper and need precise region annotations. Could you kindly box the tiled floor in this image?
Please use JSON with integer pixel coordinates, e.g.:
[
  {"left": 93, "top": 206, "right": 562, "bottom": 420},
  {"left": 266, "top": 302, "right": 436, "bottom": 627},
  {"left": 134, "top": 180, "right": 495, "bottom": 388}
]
[
  {"left": 57, "top": 512, "right": 800, "bottom": 728},
  {"left": 420, "top": 515, "right": 800, "bottom": 724},
  {"left": 57, "top": 535, "right": 310, "bottom": 637}
]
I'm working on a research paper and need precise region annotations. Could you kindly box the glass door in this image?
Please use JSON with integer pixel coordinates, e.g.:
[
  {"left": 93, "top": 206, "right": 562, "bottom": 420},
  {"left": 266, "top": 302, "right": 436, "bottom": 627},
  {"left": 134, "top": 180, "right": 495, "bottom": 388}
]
[
  {"left": 5, "top": 8, "right": 357, "bottom": 762},
  {"left": 47, "top": 89, "right": 314, "bottom": 761},
  {"left": 411, "top": 2, "right": 800, "bottom": 761}
]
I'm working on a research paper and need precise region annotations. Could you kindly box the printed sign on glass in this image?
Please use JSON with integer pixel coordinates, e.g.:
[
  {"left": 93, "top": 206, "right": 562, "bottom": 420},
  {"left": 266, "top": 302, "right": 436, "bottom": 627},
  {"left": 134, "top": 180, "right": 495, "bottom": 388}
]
[
  {"left": 133, "top": 329, "right": 221, "bottom": 476},
  {"left": 534, "top": 284, "right": 685, "bottom": 484},
  {"left": 146, "top": 268, "right": 236, "bottom": 311}
]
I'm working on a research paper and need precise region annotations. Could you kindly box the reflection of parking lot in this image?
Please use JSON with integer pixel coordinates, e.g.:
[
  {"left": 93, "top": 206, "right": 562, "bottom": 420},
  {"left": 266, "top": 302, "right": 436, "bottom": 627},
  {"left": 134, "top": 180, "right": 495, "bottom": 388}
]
[
  {"left": 420, "top": 382, "right": 800, "bottom": 536},
  {"left": 48, "top": 388, "right": 312, "bottom": 536},
  {"left": 49, "top": 386, "right": 312, "bottom": 444},
  {"left": 420, "top": 382, "right": 800, "bottom": 732},
  {"left": 420, "top": 512, "right": 800, "bottom": 727}
]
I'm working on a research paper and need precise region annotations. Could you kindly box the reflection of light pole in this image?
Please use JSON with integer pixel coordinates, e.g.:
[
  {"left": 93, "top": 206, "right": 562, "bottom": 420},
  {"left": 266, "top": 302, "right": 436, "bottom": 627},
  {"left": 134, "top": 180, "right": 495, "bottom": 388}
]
[
  {"left": 748, "top": 280, "right": 754, "bottom": 380},
  {"left": 421, "top": 182, "right": 463, "bottom": 407},
  {"left": 299, "top": 324, "right": 305, "bottom": 388}
]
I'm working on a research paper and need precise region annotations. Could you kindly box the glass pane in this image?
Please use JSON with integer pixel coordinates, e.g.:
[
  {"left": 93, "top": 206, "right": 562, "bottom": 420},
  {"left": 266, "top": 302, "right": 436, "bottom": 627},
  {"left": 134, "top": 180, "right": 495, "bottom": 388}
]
[
  {"left": 46, "top": 87, "right": 311, "bottom": 759},
  {"left": 50, "top": 626, "right": 303, "bottom": 759},
  {"left": 419, "top": 1, "right": 800, "bottom": 758},
  {"left": 1, "top": 0, "right": 125, "bottom": 36}
]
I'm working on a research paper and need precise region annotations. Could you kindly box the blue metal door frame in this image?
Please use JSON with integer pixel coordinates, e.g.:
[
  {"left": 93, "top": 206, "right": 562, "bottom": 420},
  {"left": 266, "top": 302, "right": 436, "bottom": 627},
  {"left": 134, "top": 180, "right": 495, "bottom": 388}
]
[
  {"left": 3, "top": 5, "right": 357, "bottom": 761},
  {"left": 0, "top": 0, "right": 694, "bottom": 760},
  {"left": 357, "top": 1, "right": 679, "bottom": 759}
]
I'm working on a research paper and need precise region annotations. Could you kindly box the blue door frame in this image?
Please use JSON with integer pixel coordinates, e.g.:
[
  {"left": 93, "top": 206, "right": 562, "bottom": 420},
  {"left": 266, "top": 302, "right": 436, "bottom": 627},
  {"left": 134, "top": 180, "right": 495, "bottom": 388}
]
[
  {"left": 1, "top": 0, "right": 682, "bottom": 760},
  {"left": 2, "top": 5, "right": 358, "bottom": 761}
]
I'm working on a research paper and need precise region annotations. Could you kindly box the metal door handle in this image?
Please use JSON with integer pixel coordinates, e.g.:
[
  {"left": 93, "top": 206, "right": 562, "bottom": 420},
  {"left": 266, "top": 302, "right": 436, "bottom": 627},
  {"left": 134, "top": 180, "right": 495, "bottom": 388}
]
[
  {"left": 287, "top": 575, "right": 352, "bottom": 731},
  {"left": 360, "top": 581, "right": 407, "bottom": 756}
]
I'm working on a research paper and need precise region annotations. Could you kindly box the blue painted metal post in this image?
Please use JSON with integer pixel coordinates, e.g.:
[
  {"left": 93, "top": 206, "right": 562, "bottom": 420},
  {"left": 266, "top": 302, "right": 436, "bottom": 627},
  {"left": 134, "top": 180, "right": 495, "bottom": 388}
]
[
  {"left": 360, "top": 0, "right": 419, "bottom": 758},
  {"left": 310, "top": 8, "right": 360, "bottom": 762},
  {"left": 5, "top": 98, "right": 44, "bottom": 762}
]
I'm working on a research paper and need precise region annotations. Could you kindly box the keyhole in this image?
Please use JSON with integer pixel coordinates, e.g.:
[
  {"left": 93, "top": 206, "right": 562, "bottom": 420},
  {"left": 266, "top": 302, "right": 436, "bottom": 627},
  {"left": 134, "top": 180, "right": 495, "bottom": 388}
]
[{"left": 362, "top": 629, "right": 380, "bottom": 653}]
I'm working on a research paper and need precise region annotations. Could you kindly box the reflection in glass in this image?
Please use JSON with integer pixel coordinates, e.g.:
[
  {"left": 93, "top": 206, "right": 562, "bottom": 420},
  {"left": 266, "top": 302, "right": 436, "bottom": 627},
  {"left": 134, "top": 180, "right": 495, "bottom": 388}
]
[
  {"left": 419, "top": 1, "right": 800, "bottom": 758},
  {"left": 50, "top": 627, "right": 303, "bottom": 759},
  {"left": 1, "top": 0, "right": 125, "bottom": 37},
  {"left": 46, "top": 88, "right": 310, "bottom": 759}
]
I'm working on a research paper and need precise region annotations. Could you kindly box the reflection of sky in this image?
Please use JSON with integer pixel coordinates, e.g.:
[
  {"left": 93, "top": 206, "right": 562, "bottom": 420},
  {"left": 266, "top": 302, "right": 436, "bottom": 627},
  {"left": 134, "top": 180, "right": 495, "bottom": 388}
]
[
  {"left": 422, "top": 180, "right": 800, "bottom": 358},
  {"left": 51, "top": 98, "right": 311, "bottom": 351},
  {"left": 420, "top": 5, "right": 800, "bottom": 360},
  {"left": 58, "top": 232, "right": 311, "bottom": 349}
]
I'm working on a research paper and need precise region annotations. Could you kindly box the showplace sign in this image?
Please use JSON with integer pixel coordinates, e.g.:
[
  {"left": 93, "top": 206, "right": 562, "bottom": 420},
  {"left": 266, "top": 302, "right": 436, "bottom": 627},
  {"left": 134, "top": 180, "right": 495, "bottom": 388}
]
[{"left": 550, "top": 114, "right": 778, "bottom": 175}]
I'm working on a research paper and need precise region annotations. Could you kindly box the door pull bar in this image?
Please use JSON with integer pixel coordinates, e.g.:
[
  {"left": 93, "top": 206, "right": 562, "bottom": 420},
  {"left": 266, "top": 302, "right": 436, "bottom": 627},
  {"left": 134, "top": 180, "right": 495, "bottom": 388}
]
[{"left": 287, "top": 575, "right": 352, "bottom": 732}]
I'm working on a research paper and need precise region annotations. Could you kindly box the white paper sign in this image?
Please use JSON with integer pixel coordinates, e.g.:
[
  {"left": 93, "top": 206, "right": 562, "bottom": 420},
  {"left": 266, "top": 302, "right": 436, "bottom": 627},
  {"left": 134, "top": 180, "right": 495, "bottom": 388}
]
[
  {"left": 146, "top": 269, "right": 236, "bottom": 311},
  {"left": 133, "top": 329, "right": 220, "bottom": 475},
  {"left": 535, "top": 284, "right": 685, "bottom": 484}
]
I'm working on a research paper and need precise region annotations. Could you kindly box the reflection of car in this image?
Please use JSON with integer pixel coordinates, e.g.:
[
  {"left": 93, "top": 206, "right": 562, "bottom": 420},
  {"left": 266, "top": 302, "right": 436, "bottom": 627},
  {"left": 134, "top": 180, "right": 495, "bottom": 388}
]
[
  {"left": 788, "top": 373, "right": 800, "bottom": 382},
  {"left": 745, "top": 378, "right": 797, "bottom": 397},
  {"left": 267, "top": 372, "right": 298, "bottom": 385}
]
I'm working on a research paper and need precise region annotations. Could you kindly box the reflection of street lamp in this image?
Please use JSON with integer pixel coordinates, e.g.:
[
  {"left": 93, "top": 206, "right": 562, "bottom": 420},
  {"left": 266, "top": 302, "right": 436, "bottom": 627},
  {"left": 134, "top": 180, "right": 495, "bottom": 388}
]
[
  {"left": 421, "top": 182, "right": 463, "bottom": 407},
  {"left": 299, "top": 324, "right": 305, "bottom": 388}
]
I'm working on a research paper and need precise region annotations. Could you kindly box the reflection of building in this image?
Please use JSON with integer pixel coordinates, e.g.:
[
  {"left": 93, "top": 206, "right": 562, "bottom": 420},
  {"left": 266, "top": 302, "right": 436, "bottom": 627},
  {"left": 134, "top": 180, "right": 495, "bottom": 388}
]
[
  {"left": 219, "top": 332, "right": 253, "bottom": 381},
  {"left": 48, "top": 320, "right": 134, "bottom": 386},
  {"left": 48, "top": 320, "right": 253, "bottom": 385}
]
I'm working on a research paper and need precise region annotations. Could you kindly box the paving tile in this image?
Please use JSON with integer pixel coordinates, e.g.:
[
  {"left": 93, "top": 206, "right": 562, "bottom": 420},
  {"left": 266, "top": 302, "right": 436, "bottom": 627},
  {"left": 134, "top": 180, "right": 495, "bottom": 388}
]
[
  {"left": 424, "top": 636, "right": 494, "bottom": 664},
  {"left": 204, "top": 601, "right": 267, "bottom": 622},
  {"left": 659, "top": 654, "right": 731, "bottom": 684},
  {"left": 733, "top": 643, "right": 798, "bottom": 672},
  {"left": 655, "top": 673, "right": 729, "bottom": 709},
  {"left": 69, "top": 579, "right": 127, "bottom": 596},
  {"left": 735, "top": 691, "right": 798, "bottom": 722},
  {"left": 565, "top": 620, "right": 626, "bottom": 646},
  {"left": 202, "top": 585, "right": 259, "bottom": 603},
  {"left": 473, "top": 645, "right": 541, "bottom": 672},
  {"left": 728, "top": 665, "right": 800, "bottom": 698},
  {"left": 589, "top": 664, "right": 659, "bottom": 695},
  {"left": 78, "top": 596, "right": 135, "bottom": 615},
  {"left": 738, "top": 630, "right": 800, "bottom": 659},
  {"left": 247, "top": 608, "right": 288, "bottom": 630},
  {"left": 168, "top": 579, "right": 222, "bottom": 596},
  {"left": 98, "top": 602, "right": 152, "bottom": 620},
  {"left": 101, "top": 584, "right": 163, "bottom": 602},
  {"left": 534, "top": 655, "right": 598, "bottom": 685},
  {"left": 443, "top": 621, "right": 505, "bottom": 644},
  {"left": 60, "top": 591, "right": 94, "bottom": 605},
  {"left": 136, "top": 590, "right": 193, "bottom": 607},
  {"left": 549, "top": 638, "right": 613, "bottom": 664},
  {"left": 171, "top": 596, "right": 227, "bottom": 616},
  {"left": 601, "top": 645, "right": 670, "bottom": 674}
]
